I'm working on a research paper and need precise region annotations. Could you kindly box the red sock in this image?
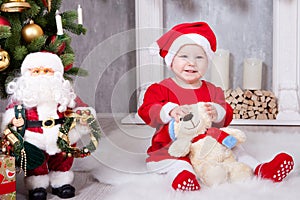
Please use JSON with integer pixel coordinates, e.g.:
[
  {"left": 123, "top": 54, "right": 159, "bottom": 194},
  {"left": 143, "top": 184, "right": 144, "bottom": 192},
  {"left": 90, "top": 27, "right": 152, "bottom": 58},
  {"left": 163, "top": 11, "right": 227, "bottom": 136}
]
[
  {"left": 172, "top": 170, "right": 200, "bottom": 191},
  {"left": 254, "top": 152, "right": 294, "bottom": 182}
]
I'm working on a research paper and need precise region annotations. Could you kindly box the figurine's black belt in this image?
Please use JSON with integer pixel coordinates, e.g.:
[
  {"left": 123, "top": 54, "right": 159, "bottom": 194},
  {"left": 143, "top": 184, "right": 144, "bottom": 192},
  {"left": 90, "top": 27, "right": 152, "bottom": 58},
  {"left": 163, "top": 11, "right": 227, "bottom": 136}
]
[{"left": 26, "top": 118, "right": 66, "bottom": 128}]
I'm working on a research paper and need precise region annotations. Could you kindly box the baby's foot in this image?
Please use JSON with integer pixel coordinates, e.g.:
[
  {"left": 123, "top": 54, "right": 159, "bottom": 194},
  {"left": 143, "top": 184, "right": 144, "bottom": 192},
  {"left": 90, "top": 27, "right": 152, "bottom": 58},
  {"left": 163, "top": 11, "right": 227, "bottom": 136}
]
[
  {"left": 254, "top": 152, "right": 294, "bottom": 182},
  {"left": 172, "top": 170, "right": 200, "bottom": 191}
]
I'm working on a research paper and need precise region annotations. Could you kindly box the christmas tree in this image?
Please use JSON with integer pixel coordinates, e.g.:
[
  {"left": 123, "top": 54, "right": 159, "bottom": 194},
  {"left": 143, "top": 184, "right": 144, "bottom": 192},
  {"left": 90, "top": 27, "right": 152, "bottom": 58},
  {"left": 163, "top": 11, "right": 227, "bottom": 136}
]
[{"left": 0, "top": 0, "right": 86, "bottom": 99}]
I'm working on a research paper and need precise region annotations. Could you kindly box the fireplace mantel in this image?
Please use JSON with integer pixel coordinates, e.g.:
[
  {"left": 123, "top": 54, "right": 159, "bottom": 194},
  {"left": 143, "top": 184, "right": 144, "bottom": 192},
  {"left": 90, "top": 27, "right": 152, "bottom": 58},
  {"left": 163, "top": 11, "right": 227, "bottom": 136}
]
[
  {"left": 272, "top": 0, "right": 300, "bottom": 122},
  {"left": 122, "top": 0, "right": 300, "bottom": 125}
]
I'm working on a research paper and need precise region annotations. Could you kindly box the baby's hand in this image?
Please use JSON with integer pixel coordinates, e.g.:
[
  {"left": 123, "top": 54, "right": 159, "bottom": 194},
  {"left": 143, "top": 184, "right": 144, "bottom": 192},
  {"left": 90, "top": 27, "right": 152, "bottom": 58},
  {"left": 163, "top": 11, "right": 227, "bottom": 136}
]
[
  {"left": 12, "top": 117, "right": 24, "bottom": 127},
  {"left": 169, "top": 105, "right": 191, "bottom": 122},
  {"left": 204, "top": 103, "right": 218, "bottom": 122}
]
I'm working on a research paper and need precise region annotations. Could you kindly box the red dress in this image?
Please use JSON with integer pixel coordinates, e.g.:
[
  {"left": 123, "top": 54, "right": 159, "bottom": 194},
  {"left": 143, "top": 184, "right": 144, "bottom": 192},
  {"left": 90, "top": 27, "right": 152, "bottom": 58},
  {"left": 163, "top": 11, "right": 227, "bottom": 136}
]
[{"left": 138, "top": 78, "right": 233, "bottom": 163}]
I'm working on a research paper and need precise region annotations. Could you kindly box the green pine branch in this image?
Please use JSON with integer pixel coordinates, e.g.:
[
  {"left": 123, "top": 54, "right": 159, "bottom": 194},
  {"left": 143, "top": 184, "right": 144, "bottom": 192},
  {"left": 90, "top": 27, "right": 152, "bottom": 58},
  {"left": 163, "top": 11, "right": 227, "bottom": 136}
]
[
  {"left": 13, "top": 46, "right": 28, "bottom": 61},
  {"left": 0, "top": 0, "right": 88, "bottom": 99},
  {"left": 0, "top": 26, "right": 11, "bottom": 39},
  {"left": 26, "top": 35, "right": 47, "bottom": 52}
]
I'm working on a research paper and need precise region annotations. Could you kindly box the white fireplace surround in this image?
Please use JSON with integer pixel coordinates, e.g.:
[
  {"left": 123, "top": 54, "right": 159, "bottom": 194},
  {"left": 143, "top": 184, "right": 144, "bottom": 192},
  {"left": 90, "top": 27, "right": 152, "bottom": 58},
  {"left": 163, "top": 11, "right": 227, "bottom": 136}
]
[{"left": 122, "top": 0, "right": 300, "bottom": 125}]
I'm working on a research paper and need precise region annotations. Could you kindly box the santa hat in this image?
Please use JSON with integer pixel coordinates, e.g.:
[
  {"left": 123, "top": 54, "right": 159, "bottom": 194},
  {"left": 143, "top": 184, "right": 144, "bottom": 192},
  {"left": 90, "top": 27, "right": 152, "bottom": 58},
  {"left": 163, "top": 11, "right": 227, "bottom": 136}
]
[
  {"left": 21, "top": 52, "right": 64, "bottom": 75},
  {"left": 150, "top": 22, "right": 217, "bottom": 66}
]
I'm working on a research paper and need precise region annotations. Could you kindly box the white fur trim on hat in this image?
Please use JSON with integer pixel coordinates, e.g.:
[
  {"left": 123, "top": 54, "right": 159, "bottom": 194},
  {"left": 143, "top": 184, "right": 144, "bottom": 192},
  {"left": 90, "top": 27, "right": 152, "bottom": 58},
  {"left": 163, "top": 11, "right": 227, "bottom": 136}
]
[
  {"left": 21, "top": 52, "right": 64, "bottom": 75},
  {"left": 164, "top": 33, "right": 214, "bottom": 66}
]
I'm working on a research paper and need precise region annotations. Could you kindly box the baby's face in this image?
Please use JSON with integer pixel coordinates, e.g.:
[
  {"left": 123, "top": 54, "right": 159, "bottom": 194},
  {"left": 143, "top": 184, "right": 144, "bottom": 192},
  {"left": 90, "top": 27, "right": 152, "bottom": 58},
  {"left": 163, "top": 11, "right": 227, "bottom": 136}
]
[{"left": 171, "top": 44, "right": 208, "bottom": 85}]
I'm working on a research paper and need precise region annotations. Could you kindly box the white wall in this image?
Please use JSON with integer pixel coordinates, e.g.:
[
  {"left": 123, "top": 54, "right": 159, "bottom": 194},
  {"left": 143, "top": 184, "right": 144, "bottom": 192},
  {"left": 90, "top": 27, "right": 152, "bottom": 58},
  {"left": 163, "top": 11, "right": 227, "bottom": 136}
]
[{"left": 163, "top": 0, "right": 273, "bottom": 90}]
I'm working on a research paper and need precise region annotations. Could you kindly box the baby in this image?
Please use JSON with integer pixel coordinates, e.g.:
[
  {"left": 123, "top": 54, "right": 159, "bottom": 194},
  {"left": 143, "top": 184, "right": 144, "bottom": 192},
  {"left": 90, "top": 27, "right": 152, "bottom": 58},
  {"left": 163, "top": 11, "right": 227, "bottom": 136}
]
[{"left": 138, "top": 21, "right": 294, "bottom": 191}]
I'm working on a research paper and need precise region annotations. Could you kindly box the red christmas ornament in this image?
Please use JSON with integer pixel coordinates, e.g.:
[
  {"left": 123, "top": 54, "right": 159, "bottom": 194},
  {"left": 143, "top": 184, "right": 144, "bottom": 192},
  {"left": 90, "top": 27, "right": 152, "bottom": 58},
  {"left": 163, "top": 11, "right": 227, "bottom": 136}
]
[
  {"left": 41, "top": 0, "right": 51, "bottom": 11},
  {"left": 41, "top": 0, "right": 48, "bottom": 7},
  {"left": 48, "top": 35, "right": 66, "bottom": 54},
  {"left": 64, "top": 63, "right": 73, "bottom": 71},
  {"left": 0, "top": 16, "right": 10, "bottom": 27}
]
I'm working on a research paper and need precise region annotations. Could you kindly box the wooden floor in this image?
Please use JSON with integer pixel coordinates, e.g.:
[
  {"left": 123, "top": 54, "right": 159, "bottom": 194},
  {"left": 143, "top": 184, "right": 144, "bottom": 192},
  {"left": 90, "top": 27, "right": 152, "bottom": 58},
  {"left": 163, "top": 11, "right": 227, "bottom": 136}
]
[{"left": 15, "top": 116, "right": 152, "bottom": 199}]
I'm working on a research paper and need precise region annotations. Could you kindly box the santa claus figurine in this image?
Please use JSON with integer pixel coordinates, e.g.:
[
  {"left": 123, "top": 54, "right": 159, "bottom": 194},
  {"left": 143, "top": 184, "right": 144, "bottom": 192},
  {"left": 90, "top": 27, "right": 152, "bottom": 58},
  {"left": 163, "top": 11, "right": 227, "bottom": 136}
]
[{"left": 1, "top": 52, "right": 96, "bottom": 200}]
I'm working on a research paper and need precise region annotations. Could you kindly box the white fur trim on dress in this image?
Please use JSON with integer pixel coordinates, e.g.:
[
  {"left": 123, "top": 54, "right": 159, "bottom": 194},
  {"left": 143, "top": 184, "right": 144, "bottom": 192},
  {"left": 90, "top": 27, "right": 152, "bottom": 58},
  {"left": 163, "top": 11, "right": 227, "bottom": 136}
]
[
  {"left": 160, "top": 102, "right": 178, "bottom": 124},
  {"left": 49, "top": 170, "right": 74, "bottom": 188},
  {"left": 164, "top": 33, "right": 214, "bottom": 66},
  {"left": 25, "top": 174, "right": 49, "bottom": 190},
  {"left": 147, "top": 159, "right": 195, "bottom": 181}
]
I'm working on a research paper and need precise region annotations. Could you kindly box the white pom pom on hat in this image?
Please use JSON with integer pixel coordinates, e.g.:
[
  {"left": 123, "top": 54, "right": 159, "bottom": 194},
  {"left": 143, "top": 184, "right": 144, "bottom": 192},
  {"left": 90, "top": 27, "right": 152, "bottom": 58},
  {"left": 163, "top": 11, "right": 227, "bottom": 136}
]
[
  {"left": 151, "top": 21, "right": 217, "bottom": 66},
  {"left": 149, "top": 42, "right": 160, "bottom": 56},
  {"left": 21, "top": 52, "right": 64, "bottom": 75}
]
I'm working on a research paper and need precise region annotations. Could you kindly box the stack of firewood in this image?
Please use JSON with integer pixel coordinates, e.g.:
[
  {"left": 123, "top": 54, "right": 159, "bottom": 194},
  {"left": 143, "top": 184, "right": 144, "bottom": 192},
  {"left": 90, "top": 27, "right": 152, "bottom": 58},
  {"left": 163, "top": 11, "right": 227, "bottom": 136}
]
[{"left": 225, "top": 88, "right": 278, "bottom": 120}]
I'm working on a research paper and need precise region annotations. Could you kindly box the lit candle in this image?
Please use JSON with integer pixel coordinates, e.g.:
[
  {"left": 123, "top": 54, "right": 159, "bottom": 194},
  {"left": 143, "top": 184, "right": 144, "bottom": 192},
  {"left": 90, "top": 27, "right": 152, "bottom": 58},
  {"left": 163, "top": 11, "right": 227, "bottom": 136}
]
[
  {"left": 243, "top": 58, "right": 263, "bottom": 90},
  {"left": 211, "top": 49, "right": 230, "bottom": 90},
  {"left": 55, "top": 10, "right": 63, "bottom": 35},
  {"left": 77, "top": 4, "right": 83, "bottom": 25}
]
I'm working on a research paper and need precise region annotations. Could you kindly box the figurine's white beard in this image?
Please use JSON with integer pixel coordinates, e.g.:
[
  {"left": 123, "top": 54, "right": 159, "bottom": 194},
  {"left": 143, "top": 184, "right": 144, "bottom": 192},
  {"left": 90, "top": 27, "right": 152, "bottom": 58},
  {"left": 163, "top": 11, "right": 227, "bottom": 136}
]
[{"left": 7, "top": 72, "right": 76, "bottom": 112}]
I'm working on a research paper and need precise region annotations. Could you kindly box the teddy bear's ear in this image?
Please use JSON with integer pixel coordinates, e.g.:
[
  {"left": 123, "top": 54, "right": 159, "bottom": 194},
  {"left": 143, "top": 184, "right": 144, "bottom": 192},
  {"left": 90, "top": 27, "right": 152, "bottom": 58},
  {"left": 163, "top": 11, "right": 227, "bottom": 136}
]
[{"left": 168, "top": 119, "right": 177, "bottom": 141}]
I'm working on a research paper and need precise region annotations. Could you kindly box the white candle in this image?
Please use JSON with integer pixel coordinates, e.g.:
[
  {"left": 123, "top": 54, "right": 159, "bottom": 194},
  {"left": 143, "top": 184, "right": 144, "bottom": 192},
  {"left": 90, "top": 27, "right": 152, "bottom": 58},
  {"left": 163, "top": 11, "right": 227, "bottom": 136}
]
[
  {"left": 211, "top": 49, "right": 230, "bottom": 90},
  {"left": 55, "top": 10, "right": 63, "bottom": 35},
  {"left": 243, "top": 58, "right": 263, "bottom": 90},
  {"left": 77, "top": 4, "right": 83, "bottom": 25}
]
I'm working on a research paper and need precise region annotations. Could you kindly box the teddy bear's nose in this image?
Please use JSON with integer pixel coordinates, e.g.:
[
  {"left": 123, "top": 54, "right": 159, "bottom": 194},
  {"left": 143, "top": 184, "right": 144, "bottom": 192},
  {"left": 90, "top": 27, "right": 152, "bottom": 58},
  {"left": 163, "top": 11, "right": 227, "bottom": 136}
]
[{"left": 182, "top": 113, "right": 193, "bottom": 121}]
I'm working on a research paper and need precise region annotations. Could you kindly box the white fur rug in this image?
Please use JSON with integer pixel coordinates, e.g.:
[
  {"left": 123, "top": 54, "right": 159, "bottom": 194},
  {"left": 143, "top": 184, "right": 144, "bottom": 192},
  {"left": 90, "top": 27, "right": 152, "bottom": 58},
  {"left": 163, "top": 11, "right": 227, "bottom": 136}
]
[
  {"left": 103, "top": 172, "right": 300, "bottom": 200},
  {"left": 73, "top": 125, "right": 300, "bottom": 200}
]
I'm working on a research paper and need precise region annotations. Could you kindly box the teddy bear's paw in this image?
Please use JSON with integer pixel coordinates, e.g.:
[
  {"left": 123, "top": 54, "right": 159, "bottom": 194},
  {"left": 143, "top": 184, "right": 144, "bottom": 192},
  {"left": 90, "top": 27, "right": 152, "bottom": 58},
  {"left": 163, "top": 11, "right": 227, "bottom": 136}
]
[
  {"left": 200, "top": 165, "right": 227, "bottom": 186},
  {"left": 220, "top": 127, "right": 246, "bottom": 144},
  {"left": 228, "top": 163, "right": 253, "bottom": 182},
  {"left": 168, "top": 140, "right": 191, "bottom": 157},
  {"left": 172, "top": 170, "right": 200, "bottom": 191}
]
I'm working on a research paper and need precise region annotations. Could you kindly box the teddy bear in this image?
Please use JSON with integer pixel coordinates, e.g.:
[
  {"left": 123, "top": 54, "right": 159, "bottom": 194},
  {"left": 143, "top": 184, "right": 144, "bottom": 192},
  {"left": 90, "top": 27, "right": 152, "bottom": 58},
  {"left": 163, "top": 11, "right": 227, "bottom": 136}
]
[
  {"left": 168, "top": 102, "right": 237, "bottom": 158},
  {"left": 168, "top": 102, "right": 212, "bottom": 158},
  {"left": 168, "top": 102, "right": 252, "bottom": 186},
  {"left": 190, "top": 127, "right": 253, "bottom": 186}
]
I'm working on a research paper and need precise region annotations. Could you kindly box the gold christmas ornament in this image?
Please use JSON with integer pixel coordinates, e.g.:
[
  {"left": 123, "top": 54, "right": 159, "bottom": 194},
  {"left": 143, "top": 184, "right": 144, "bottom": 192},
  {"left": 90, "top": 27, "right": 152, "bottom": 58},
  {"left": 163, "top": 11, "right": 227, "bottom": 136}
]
[
  {"left": 1, "top": 0, "right": 31, "bottom": 12},
  {"left": 21, "top": 20, "right": 44, "bottom": 43},
  {"left": 0, "top": 49, "right": 10, "bottom": 72}
]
